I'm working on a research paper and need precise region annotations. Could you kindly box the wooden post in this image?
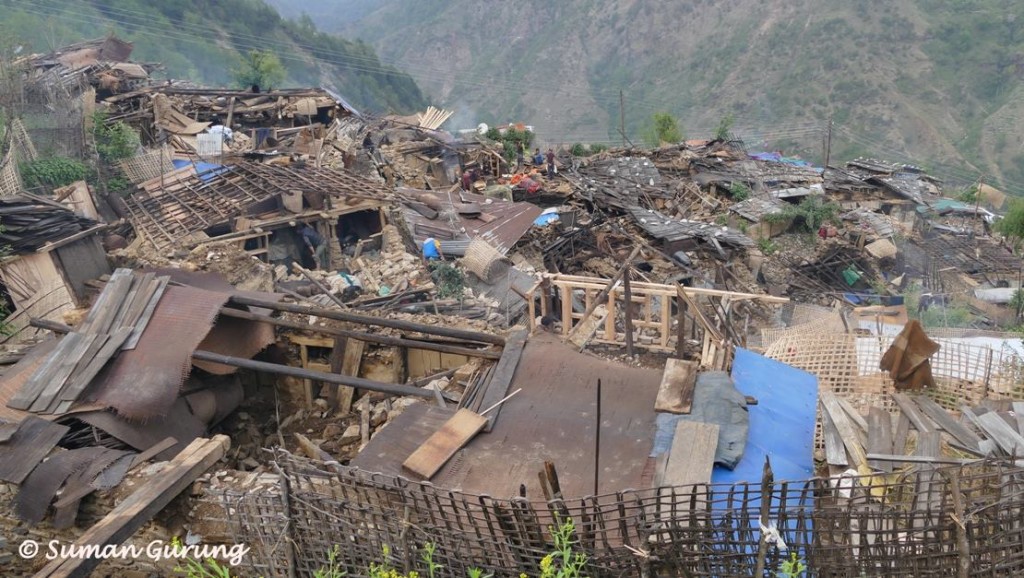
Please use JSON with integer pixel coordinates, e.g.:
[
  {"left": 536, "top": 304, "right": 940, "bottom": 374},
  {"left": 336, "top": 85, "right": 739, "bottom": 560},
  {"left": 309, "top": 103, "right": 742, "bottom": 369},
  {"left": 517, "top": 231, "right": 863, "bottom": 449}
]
[
  {"left": 623, "top": 267, "right": 635, "bottom": 357},
  {"left": 594, "top": 379, "right": 602, "bottom": 496},
  {"left": 753, "top": 456, "right": 775, "bottom": 578},
  {"left": 676, "top": 295, "right": 687, "bottom": 358},
  {"left": 567, "top": 246, "right": 641, "bottom": 340}
]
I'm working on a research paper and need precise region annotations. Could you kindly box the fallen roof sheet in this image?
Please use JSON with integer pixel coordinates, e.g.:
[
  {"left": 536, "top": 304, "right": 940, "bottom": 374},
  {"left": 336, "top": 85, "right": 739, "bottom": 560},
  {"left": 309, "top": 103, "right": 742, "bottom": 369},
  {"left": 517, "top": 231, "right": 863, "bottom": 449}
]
[
  {"left": 628, "top": 206, "right": 754, "bottom": 247},
  {"left": 352, "top": 333, "right": 661, "bottom": 497},
  {"left": 399, "top": 188, "right": 542, "bottom": 255}
]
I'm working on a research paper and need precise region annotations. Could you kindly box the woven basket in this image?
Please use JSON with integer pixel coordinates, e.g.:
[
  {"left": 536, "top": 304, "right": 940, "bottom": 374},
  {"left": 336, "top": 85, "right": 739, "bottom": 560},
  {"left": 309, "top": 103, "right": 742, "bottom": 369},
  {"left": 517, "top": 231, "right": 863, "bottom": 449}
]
[{"left": 462, "top": 238, "right": 510, "bottom": 283}]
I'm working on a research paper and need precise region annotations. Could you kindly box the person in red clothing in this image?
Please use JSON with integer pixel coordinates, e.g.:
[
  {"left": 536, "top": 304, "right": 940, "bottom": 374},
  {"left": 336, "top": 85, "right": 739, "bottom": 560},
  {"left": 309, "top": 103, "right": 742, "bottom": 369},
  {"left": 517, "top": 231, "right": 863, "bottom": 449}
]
[
  {"left": 461, "top": 169, "right": 472, "bottom": 191},
  {"left": 545, "top": 149, "right": 555, "bottom": 178}
]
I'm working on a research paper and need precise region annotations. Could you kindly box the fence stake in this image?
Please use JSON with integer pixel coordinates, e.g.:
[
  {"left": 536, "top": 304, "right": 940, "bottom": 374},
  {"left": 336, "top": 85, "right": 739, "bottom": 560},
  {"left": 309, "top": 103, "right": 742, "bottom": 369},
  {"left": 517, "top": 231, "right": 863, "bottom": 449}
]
[{"left": 753, "top": 457, "right": 774, "bottom": 577}]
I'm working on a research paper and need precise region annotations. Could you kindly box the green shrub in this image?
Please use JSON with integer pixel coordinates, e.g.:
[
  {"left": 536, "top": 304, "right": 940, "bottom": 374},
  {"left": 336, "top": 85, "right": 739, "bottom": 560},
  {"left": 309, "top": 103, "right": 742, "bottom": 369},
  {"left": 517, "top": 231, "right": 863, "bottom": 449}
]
[
  {"left": 570, "top": 143, "right": 586, "bottom": 157},
  {"left": 92, "top": 112, "right": 140, "bottom": 163},
  {"left": 996, "top": 198, "right": 1024, "bottom": 240},
  {"left": 728, "top": 182, "right": 751, "bottom": 201},
  {"left": 765, "top": 196, "right": 840, "bottom": 232},
  {"left": 641, "top": 112, "right": 682, "bottom": 147},
  {"left": 757, "top": 238, "right": 778, "bottom": 255},
  {"left": 19, "top": 157, "right": 91, "bottom": 189},
  {"left": 430, "top": 261, "right": 466, "bottom": 299}
]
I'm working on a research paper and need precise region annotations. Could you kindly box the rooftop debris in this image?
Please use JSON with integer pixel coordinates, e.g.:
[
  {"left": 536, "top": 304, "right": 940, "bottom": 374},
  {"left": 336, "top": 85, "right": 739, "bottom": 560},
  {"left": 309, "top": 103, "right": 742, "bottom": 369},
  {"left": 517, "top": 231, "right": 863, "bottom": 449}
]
[{"left": 6, "top": 34, "right": 1024, "bottom": 578}]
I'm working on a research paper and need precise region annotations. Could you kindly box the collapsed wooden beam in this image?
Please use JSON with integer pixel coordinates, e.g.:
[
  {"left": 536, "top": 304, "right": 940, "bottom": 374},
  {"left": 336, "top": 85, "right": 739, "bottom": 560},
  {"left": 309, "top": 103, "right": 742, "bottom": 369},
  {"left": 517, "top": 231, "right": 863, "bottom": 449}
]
[
  {"left": 29, "top": 318, "right": 437, "bottom": 400},
  {"left": 190, "top": 351, "right": 435, "bottom": 399},
  {"left": 32, "top": 436, "right": 230, "bottom": 578},
  {"left": 217, "top": 307, "right": 502, "bottom": 360},
  {"left": 229, "top": 294, "right": 506, "bottom": 346}
]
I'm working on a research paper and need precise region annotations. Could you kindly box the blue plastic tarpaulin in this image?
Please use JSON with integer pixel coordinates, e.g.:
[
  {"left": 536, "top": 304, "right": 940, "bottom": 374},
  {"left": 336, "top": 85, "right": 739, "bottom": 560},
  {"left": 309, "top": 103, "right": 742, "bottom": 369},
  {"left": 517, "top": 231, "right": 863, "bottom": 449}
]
[
  {"left": 713, "top": 347, "right": 818, "bottom": 484},
  {"left": 171, "top": 160, "right": 230, "bottom": 182}
]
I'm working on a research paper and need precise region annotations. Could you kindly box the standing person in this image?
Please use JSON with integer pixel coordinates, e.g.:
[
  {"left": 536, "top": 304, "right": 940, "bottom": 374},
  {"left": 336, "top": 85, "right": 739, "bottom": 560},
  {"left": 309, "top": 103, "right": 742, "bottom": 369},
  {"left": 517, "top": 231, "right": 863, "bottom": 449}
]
[
  {"left": 546, "top": 148, "right": 556, "bottom": 178},
  {"left": 298, "top": 223, "right": 329, "bottom": 270},
  {"left": 461, "top": 168, "right": 473, "bottom": 191}
]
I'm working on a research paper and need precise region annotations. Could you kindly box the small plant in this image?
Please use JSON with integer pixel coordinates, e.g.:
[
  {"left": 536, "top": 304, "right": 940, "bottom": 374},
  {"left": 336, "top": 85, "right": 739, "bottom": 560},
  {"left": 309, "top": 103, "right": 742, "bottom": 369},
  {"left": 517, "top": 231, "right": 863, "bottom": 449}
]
[
  {"left": 715, "top": 214, "right": 728, "bottom": 225},
  {"left": 728, "top": 182, "right": 751, "bottom": 201},
  {"left": 757, "top": 238, "right": 778, "bottom": 255},
  {"left": 1011, "top": 288, "right": 1024, "bottom": 320},
  {"left": 421, "top": 542, "right": 443, "bottom": 578},
  {"left": 172, "top": 537, "right": 235, "bottom": 578},
  {"left": 314, "top": 545, "right": 346, "bottom": 578},
  {"left": 641, "top": 112, "right": 682, "bottom": 147},
  {"left": 955, "top": 185, "right": 979, "bottom": 204},
  {"left": 765, "top": 196, "right": 840, "bottom": 233},
  {"left": 776, "top": 552, "right": 807, "bottom": 578},
  {"left": 430, "top": 261, "right": 466, "bottom": 299},
  {"left": 715, "top": 113, "right": 735, "bottom": 140},
  {"left": 539, "top": 519, "right": 588, "bottom": 578},
  {"left": 570, "top": 143, "right": 586, "bottom": 157},
  {"left": 467, "top": 569, "right": 493, "bottom": 578}
]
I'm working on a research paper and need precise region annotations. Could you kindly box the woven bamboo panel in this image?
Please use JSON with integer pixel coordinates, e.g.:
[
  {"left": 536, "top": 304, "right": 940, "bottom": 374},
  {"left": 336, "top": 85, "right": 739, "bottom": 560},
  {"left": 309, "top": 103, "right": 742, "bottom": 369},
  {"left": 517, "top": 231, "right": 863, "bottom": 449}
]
[
  {"left": 0, "top": 152, "right": 21, "bottom": 197},
  {"left": 9, "top": 118, "right": 37, "bottom": 162},
  {"left": 120, "top": 145, "right": 175, "bottom": 184}
]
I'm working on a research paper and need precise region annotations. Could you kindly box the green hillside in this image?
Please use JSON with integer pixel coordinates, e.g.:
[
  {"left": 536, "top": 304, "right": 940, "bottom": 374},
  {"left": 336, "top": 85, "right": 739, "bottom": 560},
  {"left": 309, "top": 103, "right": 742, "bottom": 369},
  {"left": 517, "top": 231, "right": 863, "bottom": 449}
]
[
  {"left": 278, "top": 0, "right": 1024, "bottom": 193},
  {"left": 0, "top": 0, "right": 426, "bottom": 114}
]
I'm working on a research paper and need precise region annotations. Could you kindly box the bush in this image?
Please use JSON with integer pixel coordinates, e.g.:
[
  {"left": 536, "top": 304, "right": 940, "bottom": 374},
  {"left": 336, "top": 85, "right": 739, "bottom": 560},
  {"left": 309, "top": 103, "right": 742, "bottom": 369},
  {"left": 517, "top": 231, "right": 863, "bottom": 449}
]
[
  {"left": 19, "top": 157, "right": 91, "bottom": 189},
  {"left": 641, "top": 112, "right": 682, "bottom": 147},
  {"left": 92, "top": 112, "right": 140, "bottom": 163},
  {"left": 728, "top": 182, "right": 751, "bottom": 201},
  {"left": 765, "top": 196, "right": 840, "bottom": 232},
  {"left": 429, "top": 261, "right": 466, "bottom": 299},
  {"left": 996, "top": 198, "right": 1024, "bottom": 240},
  {"left": 757, "top": 238, "right": 778, "bottom": 255}
]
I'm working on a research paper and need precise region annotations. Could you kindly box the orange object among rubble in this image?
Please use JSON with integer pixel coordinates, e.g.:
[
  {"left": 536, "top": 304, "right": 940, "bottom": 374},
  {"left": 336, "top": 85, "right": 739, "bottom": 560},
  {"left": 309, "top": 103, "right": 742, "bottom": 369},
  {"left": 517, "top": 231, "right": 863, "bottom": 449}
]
[{"left": 879, "top": 320, "right": 939, "bottom": 391}]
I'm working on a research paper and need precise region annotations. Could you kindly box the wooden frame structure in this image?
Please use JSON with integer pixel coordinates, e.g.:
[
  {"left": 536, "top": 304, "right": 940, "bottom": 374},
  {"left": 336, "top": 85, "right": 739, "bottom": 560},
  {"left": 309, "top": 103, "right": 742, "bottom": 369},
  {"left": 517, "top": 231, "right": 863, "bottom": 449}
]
[{"left": 526, "top": 274, "right": 786, "bottom": 365}]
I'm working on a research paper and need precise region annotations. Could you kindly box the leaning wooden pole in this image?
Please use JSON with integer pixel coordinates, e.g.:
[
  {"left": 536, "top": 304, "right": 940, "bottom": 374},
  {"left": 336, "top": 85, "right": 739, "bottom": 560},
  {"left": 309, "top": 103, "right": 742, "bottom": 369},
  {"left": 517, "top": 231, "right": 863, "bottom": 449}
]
[
  {"left": 567, "top": 246, "right": 641, "bottom": 339},
  {"left": 229, "top": 294, "right": 505, "bottom": 345}
]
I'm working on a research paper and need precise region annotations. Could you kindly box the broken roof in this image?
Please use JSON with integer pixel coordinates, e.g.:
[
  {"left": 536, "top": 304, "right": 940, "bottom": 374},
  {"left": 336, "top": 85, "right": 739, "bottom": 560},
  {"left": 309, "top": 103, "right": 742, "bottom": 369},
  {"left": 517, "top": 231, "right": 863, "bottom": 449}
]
[
  {"left": 398, "top": 188, "right": 542, "bottom": 255},
  {"left": 125, "top": 162, "right": 392, "bottom": 251},
  {"left": 629, "top": 206, "right": 754, "bottom": 248}
]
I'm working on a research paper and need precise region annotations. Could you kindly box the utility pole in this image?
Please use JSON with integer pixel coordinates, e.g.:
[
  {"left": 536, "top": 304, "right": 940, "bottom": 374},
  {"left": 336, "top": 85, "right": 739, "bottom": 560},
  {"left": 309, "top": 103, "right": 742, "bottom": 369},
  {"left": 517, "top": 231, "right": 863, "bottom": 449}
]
[
  {"left": 619, "top": 89, "right": 626, "bottom": 148},
  {"left": 823, "top": 114, "right": 834, "bottom": 171}
]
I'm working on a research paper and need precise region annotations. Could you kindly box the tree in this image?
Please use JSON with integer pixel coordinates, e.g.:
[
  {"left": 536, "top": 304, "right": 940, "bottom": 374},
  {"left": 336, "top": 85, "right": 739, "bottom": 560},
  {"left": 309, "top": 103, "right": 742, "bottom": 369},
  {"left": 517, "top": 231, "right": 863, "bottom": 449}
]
[
  {"left": 996, "top": 198, "right": 1024, "bottom": 241},
  {"left": 642, "top": 112, "right": 682, "bottom": 147},
  {"left": 232, "top": 50, "right": 285, "bottom": 90},
  {"left": 715, "top": 113, "right": 735, "bottom": 141}
]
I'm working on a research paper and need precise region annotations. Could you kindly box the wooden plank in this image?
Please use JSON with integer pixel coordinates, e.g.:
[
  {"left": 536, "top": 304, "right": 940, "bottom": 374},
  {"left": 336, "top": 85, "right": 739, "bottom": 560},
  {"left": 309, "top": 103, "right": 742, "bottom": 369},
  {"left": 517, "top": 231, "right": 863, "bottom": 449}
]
[
  {"left": 122, "top": 276, "right": 169, "bottom": 350},
  {"left": 32, "top": 436, "right": 229, "bottom": 578},
  {"left": 867, "top": 453, "right": 980, "bottom": 465},
  {"left": 0, "top": 416, "right": 70, "bottom": 484},
  {"left": 1013, "top": 401, "right": 1024, "bottom": 436},
  {"left": 58, "top": 328, "right": 135, "bottom": 404},
  {"left": 662, "top": 421, "right": 719, "bottom": 487},
  {"left": 820, "top": 391, "right": 869, "bottom": 472},
  {"left": 915, "top": 429, "right": 941, "bottom": 458},
  {"left": 892, "top": 393, "right": 934, "bottom": 433},
  {"left": 337, "top": 338, "right": 363, "bottom": 414},
  {"left": 837, "top": 397, "right": 868, "bottom": 433},
  {"left": 655, "top": 358, "right": 698, "bottom": 414},
  {"left": 479, "top": 329, "right": 528, "bottom": 432},
  {"left": 976, "top": 412, "right": 1024, "bottom": 457},
  {"left": 402, "top": 408, "right": 487, "bottom": 480},
  {"left": 820, "top": 401, "right": 849, "bottom": 467},
  {"left": 867, "top": 407, "right": 894, "bottom": 472},
  {"left": 913, "top": 395, "right": 982, "bottom": 451},
  {"left": 28, "top": 333, "right": 100, "bottom": 413},
  {"left": 892, "top": 411, "right": 910, "bottom": 454},
  {"left": 6, "top": 334, "right": 83, "bottom": 410}
]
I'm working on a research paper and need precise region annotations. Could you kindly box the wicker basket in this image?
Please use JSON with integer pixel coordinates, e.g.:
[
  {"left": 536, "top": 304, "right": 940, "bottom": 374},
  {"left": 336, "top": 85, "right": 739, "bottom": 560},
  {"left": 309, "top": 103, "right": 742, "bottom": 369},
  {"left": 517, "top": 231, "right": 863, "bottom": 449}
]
[{"left": 462, "top": 238, "right": 510, "bottom": 283}]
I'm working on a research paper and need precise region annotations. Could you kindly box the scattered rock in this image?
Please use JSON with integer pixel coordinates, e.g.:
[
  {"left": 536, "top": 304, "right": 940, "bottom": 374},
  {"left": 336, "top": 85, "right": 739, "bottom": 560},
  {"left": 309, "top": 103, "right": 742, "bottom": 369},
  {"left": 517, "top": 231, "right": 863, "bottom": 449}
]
[{"left": 340, "top": 424, "right": 361, "bottom": 445}]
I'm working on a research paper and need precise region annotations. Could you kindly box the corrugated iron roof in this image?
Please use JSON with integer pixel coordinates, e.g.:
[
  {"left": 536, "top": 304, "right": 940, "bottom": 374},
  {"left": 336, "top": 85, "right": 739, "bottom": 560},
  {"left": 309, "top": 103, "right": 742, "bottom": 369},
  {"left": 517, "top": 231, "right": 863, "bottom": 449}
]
[{"left": 399, "top": 188, "right": 542, "bottom": 254}]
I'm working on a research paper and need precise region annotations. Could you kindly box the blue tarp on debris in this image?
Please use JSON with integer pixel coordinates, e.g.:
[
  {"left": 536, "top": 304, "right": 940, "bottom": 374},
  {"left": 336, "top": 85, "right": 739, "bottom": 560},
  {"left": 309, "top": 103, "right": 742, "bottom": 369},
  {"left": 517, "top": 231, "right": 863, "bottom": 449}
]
[
  {"left": 171, "top": 160, "right": 230, "bottom": 182},
  {"left": 713, "top": 347, "right": 818, "bottom": 484}
]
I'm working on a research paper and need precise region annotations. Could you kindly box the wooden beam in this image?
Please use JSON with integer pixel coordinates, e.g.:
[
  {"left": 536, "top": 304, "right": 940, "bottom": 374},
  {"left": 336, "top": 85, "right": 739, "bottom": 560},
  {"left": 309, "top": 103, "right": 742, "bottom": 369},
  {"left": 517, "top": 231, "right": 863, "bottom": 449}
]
[
  {"left": 228, "top": 294, "right": 505, "bottom": 345},
  {"left": 566, "top": 246, "right": 641, "bottom": 340},
  {"left": 35, "top": 224, "right": 109, "bottom": 254},
  {"left": 478, "top": 329, "right": 528, "bottom": 432},
  {"left": 218, "top": 307, "right": 501, "bottom": 359},
  {"left": 190, "top": 350, "right": 435, "bottom": 400},
  {"left": 32, "top": 436, "right": 230, "bottom": 578},
  {"left": 662, "top": 421, "right": 719, "bottom": 486},
  {"left": 402, "top": 408, "right": 487, "bottom": 480}
]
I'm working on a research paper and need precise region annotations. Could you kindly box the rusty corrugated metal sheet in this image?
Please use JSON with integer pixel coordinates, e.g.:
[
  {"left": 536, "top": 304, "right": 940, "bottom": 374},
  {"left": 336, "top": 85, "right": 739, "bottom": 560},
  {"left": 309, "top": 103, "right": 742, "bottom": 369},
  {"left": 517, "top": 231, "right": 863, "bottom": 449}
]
[
  {"left": 400, "top": 188, "right": 542, "bottom": 254},
  {"left": 76, "top": 397, "right": 205, "bottom": 460},
  {"left": 352, "top": 334, "right": 661, "bottom": 498},
  {"left": 83, "top": 285, "right": 229, "bottom": 420}
]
